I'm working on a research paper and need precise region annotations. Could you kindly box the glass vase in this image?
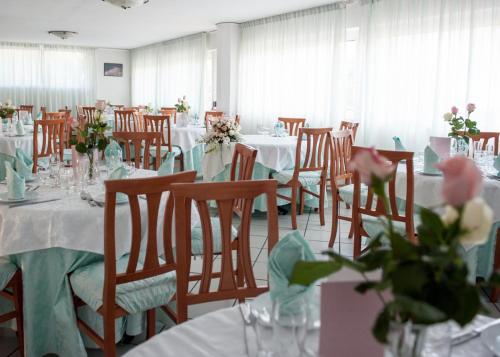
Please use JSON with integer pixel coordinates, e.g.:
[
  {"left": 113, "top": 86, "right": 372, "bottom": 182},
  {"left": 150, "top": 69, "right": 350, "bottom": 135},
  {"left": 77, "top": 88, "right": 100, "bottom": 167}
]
[
  {"left": 86, "top": 149, "right": 99, "bottom": 185},
  {"left": 452, "top": 136, "right": 469, "bottom": 156}
]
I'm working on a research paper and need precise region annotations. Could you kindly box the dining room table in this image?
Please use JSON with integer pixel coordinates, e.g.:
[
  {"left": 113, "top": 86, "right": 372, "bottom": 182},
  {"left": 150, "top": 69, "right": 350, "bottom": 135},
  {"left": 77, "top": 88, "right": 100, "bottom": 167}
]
[
  {"left": 0, "top": 167, "right": 200, "bottom": 357},
  {"left": 0, "top": 123, "right": 40, "bottom": 180},
  {"left": 170, "top": 123, "right": 206, "bottom": 174},
  {"left": 202, "top": 134, "right": 322, "bottom": 212}
]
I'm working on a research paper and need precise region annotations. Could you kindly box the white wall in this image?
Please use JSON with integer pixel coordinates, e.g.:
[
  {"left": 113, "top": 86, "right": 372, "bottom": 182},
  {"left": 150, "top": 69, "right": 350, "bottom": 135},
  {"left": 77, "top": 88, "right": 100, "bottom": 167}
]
[{"left": 95, "top": 48, "right": 131, "bottom": 106}]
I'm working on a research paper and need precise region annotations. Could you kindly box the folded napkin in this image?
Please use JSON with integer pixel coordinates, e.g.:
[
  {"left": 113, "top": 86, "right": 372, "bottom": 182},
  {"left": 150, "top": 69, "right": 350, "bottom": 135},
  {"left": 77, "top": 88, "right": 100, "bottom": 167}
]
[
  {"left": 5, "top": 161, "right": 26, "bottom": 200},
  {"left": 158, "top": 152, "right": 177, "bottom": 176},
  {"left": 494, "top": 155, "right": 500, "bottom": 176},
  {"left": 108, "top": 166, "right": 128, "bottom": 201},
  {"left": 36, "top": 112, "right": 42, "bottom": 120},
  {"left": 423, "top": 145, "right": 441, "bottom": 175},
  {"left": 104, "top": 140, "right": 123, "bottom": 168},
  {"left": 392, "top": 136, "right": 406, "bottom": 151},
  {"left": 15, "top": 120, "right": 25, "bottom": 136},
  {"left": 14, "top": 148, "right": 33, "bottom": 180},
  {"left": 274, "top": 122, "right": 286, "bottom": 137},
  {"left": 269, "top": 230, "right": 315, "bottom": 315}
]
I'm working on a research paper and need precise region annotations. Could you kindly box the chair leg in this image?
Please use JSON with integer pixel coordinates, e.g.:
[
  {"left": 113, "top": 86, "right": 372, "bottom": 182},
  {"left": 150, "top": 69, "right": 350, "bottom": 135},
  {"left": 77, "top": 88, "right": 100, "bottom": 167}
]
[
  {"left": 12, "top": 272, "right": 24, "bottom": 357},
  {"left": 348, "top": 223, "right": 354, "bottom": 239},
  {"left": 319, "top": 182, "right": 325, "bottom": 226},
  {"left": 490, "top": 228, "right": 500, "bottom": 302},
  {"left": 298, "top": 187, "right": 305, "bottom": 215},
  {"left": 353, "top": 214, "right": 362, "bottom": 258},
  {"left": 146, "top": 309, "right": 156, "bottom": 339},
  {"left": 329, "top": 199, "right": 339, "bottom": 248},
  {"left": 290, "top": 187, "right": 298, "bottom": 230},
  {"left": 179, "top": 153, "right": 184, "bottom": 171},
  {"left": 103, "top": 314, "right": 116, "bottom": 357}
]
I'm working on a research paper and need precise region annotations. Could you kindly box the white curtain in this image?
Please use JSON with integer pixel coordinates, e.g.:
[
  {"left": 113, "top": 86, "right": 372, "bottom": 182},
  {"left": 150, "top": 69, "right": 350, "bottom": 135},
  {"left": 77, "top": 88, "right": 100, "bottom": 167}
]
[
  {"left": 355, "top": 0, "right": 500, "bottom": 150},
  {"left": 0, "top": 42, "right": 96, "bottom": 113},
  {"left": 237, "top": 4, "right": 348, "bottom": 133},
  {"left": 131, "top": 33, "right": 207, "bottom": 115}
]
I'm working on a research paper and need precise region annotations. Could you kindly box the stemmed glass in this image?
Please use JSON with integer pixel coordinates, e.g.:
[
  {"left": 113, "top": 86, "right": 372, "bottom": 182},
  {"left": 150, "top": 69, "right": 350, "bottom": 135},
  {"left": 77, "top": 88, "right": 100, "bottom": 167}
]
[{"left": 272, "top": 297, "right": 307, "bottom": 357}]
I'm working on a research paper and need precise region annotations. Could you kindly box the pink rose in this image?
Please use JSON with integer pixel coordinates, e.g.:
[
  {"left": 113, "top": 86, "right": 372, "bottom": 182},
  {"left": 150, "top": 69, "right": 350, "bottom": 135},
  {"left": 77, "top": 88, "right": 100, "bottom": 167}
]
[
  {"left": 435, "top": 156, "right": 483, "bottom": 207},
  {"left": 451, "top": 106, "right": 459, "bottom": 115},
  {"left": 466, "top": 103, "right": 476, "bottom": 113},
  {"left": 348, "top": 148, "right": 395, "bottom": 185}
]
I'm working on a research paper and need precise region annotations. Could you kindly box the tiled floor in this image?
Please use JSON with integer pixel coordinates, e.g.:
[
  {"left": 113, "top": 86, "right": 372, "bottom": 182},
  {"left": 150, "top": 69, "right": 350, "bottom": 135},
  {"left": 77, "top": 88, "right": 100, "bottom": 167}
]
[{"left": 1, "top": 198, "right": 500, "bottom": 356}]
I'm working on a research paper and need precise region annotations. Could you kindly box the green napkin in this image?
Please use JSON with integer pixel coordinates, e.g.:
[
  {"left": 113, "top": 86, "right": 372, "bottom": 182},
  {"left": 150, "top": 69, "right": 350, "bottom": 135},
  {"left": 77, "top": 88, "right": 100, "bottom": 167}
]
[
  {"left": 423, "top": 145, "right": 440, "bottom": 175},
  {"left": 392, "top": 136, "right": 406, "bottom": 151},
  {"left": 15, "top": 120, "right": 25, "bottom": 136},
  {"left": 108, "top": 166, "right": 128, "bottom": 201},
  {"left": 5, "top": 161, "right": 26, "bottom": 200},
  {"left": 158, "top": 152, "right": 177, "bottom": 176},
  {"left": 14, "top": 148, "right": 33, "bottom": 180},
  {"left": 104, "top": 140, "right": 123, "bottom": 167},
  {"left": 268, "top": 230, "right": 315, "bottom": 314},
  {"left": 494, "top": 155, "right": 500, "bottom": 176}
]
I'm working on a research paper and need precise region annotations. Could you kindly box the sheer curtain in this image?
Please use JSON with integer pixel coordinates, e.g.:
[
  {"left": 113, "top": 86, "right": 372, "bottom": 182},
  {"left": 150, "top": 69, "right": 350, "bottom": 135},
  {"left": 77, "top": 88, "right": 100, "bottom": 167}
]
[
  {"left": 237, "top": 4, "right": 348, "bottom": 133},
  {"left": 0, "top": 42, "right": 96, "bottom": 112},
  {"left": 131, "top": 33, "right": 207, "bottom": 115},
  {"left": 355, "top": 0, "right": 500, "bottom": 150}
]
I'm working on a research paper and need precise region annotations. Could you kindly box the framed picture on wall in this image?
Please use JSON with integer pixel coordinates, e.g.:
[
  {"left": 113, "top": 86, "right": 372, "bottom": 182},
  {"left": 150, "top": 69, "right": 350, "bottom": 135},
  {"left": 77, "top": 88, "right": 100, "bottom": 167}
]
[{"left": 104, "top": 63, "right": 123, "bottom": 77}]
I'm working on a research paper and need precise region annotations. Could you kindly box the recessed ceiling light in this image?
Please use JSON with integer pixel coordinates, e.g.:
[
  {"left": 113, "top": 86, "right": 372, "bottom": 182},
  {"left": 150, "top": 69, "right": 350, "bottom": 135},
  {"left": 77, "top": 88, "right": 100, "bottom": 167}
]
[
  {"left": 48, "top": 31, "right": 78, "bottom": 40},
  {"left": 102, "top": 0, "right": 150, "bottom": 10}
]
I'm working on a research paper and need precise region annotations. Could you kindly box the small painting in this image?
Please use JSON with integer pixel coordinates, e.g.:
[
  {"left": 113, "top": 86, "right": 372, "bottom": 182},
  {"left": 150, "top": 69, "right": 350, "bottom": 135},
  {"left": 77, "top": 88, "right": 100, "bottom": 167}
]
[{"left": 104, "top": 63, "right": 123, "bottom": 77}]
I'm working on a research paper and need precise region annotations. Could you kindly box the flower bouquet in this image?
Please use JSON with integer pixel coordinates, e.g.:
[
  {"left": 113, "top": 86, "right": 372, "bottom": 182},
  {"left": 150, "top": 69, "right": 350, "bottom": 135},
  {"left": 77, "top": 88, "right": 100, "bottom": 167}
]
[
  {"left": 444, "top": 104, "right": 480, "bottom": 155},
  {"left": 175, "top": 96, "right": 190, "bottom": 127},
  {"left": 198, "top": 117, "right": 242, "bottom": 153},
  {"left": 290, "top": 149, "right": 499, "bottom": 355},
  {"left": 0, "top": 100, "right": 15, "bottom": 119}
]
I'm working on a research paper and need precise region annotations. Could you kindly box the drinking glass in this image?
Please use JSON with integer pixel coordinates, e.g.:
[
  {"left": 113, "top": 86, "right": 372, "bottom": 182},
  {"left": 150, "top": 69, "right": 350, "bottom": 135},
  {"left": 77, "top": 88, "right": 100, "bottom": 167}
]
[
  {"left": 125, "top": 162, "right": 136, "bottom": 177},
  {"left": 252, "top": 306, "right": 275, "bottom": 357},
  {"left": 97, "top": 164, "right": 109, "bottom": 192},
  {"left": 49, "top": 154, "right": 61, "bottom": 187},
  {"left": 60, "top": 167, "right": 73, "bottom": 192},
  {"left": 272, "top": 297, "right": 307, "bottom": 357},
  {"left": 38, "top": 167, "right": 51, "bottom": 186}
]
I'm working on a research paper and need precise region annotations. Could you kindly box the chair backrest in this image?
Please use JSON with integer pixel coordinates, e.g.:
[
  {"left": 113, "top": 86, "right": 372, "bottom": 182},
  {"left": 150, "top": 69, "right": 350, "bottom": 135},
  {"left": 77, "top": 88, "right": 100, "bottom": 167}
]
[
  {"left": 230, "top": 143, "right": 258, "bottom": 217},
  {"left": 45, "top": 112, "right": 66, "bottom": 121},
  {"left": 76, "top": 105, "right": 84, "bottom": 116},
  {"left": 58, "top": 109, "right": 73, "bottom": 148},
  {"left": 144, "top": 114, "right": 172, "bottom": 150},
  {"left": 278, "top": 117, "right": 306, "bottom": 136},
  {"left": 82, "top": 106, "right": 96, "bottom": 124},
  {"left": 292, "top": 128, "right": 332, "bottom": 181},
  {"left": 160, "top": 108, "right": 177, "bottom": 124},
  {"left": 19, "top": 105, "right": 34, "bottom": 118},
  {"left": 33, "top": 119, "right": 65, "bottom": 172},
  {"left": 330, "top": 130, "right": 353, "bottom": 186},
  {"left": 461, "top": 131, "right": 500, "bottom": 156},
  {"left": 113, "top": 131, "right": 162, "bottom": 170},
  {"left": 171, "top": 179, "right": 279, "bottom": 323},
  {"left": 339, "top": 121, "right": 360, "bottom": 142},
  {"left": 204, "top": 111, "right": 224, "bottom": 128},
  {"left": 115, "top": 110, "right": 139, "bottom": 132},
  {"left": 111, "top": 104, "right": 124, "bottom": 110},
  {"left": 102, "top": 171, "right": 197, "bottom": 321},
  {"left": 351, "top": 146, "right": 415, "bottom": 255}
]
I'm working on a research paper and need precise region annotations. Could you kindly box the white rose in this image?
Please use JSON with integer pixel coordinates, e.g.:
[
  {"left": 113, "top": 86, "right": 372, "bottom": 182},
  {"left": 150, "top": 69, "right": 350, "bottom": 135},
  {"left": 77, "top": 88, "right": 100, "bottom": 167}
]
[
  {"left": 441, "top": 205, "right": 460, "bottom": 226},
  {"left": 443, "top": 112, "right": 453, "bottom": 121},
  {"left": 459, "top": 198, "right": 493, "bottom": 246},
  {"left": 229, "top": 130, "right": 235, "bottom": 136}
]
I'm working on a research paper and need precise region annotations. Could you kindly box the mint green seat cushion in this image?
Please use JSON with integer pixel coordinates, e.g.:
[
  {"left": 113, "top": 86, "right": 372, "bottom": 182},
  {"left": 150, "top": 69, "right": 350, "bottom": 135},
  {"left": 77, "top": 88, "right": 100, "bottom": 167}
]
[
  {"left": 362, "top": 214, "right": 420, "bottom": 240},
  {"left": 70, "top": 255, "right": 176, "bottom": 314},
  {"left": 148, "top": 146, "right": 182, "bottom": 158},
  {"left": 0, "top": 257, "right": 17, "bottom": 291},
  {"left": 272, "top": 170, "right": 322, "bottom": 186},
  {"left": 191, "top": 217, "right": 238, "bottom": 256}
]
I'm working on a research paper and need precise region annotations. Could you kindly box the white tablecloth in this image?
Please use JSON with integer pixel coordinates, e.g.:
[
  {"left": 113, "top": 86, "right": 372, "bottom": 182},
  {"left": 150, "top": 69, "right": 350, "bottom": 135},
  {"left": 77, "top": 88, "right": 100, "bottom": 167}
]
[
  {"left": 170, "top": 124, "right": 205, "bottom": 152},
  {"left": 0, "top": 130, "right": 39, "bottom": 157},
  {"left": 124, "top": 305, "right": 495, "bottom": 357},
  {"left": 202, "top": 134, "right": 301, "bottom": 181},
  {"left": 0, "top": 169, "right": 199, "bottom": 257}
]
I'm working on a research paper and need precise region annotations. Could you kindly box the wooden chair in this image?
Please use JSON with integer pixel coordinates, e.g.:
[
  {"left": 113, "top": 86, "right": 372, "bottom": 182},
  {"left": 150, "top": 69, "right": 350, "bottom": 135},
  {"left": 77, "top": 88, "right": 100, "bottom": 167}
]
[
  {"left": 114, "top": 110, "right": 140, "bottom": 132},
  {"left": 328, "top": 130, "right": 354, "bottom": 247},
  {"left": 44, "top": 112, "right": 66, "bottom": 121},
  {"left": 82, "top": 106, "right": 96, "bottom": 124},
  {"left": 278, "top": 117, "right": 306, "bottom": 136},
  {"left": 33, "top": 119, "right": 65, "bottom": 172},
  {"left": 144, "top": 114, "right": 183, "bottom": 169},
  {"left": 351, "top": 146, "right": 415, "bottom": 258},
  {"left": 58, "top": 109, "right": 73, "bottom": 149},
  {"left": 273, "top": 128, "right": 332, "bottom": 230},
  {"left": 339, "top": 121, "right": 360, "bottom": 142},
  {"left": 459, "top": 131, "right": 500, "bottom": 156},
  {"left": 230, "top": 143, "right": 258, "bottom": 217},
  {"left": 112, "top": 131, "right": 162, "bottom": 170},
  {"left": 204, "top": 111, "right": 224, "bottom": 128},
  {"left": 160, "top": 108, "right": 177, "bottom": 124},
  {"left": 170, "top": 179, "right": 279, "bottom": 323},
  {"left": 0, "top": 268, "right": 24, "bottom": 357},
  {"left": 16, "top": 105, "right": 34, "bottom": 119},
  {"left": 69, "top": 171, "right": 197, "bottom": 357}
]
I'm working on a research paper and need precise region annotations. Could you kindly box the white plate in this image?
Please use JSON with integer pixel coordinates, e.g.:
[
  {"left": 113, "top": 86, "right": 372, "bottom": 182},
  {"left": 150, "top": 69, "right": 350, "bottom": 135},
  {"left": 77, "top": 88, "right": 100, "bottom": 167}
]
[
  {"left": 0, "top": 191, "right": 39, "bottom": 203},
  {"left": 93, "top": 193, "right": 128, "bottom": 205},
  {"left": 417, "top": 170, "right": 442, "bottom": 177},
  {"left": 481, "top": 323, "right": 500, "bottom": 356}
]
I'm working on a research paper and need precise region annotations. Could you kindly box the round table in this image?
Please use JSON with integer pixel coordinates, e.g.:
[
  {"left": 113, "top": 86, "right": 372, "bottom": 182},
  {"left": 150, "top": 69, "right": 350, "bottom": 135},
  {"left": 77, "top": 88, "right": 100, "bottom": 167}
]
[
  {"left": 123, "top": 305, "right": 496, "bottom": 357},
  {"left": 170, "top": 124, "right": 205, "bottom": 153}
]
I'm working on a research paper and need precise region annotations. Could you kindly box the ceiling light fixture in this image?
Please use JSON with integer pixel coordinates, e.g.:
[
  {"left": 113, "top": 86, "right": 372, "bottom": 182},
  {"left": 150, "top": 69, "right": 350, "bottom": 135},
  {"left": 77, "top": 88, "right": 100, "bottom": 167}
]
[
  {"left": 102, "top": 0, "right": 150, "bottom": 10},
  {"left": 48, "top": 31, "right": 78, "bottom": 40}
]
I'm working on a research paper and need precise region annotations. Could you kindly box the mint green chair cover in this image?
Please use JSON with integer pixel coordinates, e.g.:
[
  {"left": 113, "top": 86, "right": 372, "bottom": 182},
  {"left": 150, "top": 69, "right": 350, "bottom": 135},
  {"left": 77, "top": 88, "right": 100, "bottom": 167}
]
[
  {"left": 70, "top": 255, "right": 176, "bottom": 314},
  {"left": 393, "top": 136, "right": 406, "bottom": 151},
  {"left": 158, "top": 151, "right": 178, "bottom": 176},
  {"left": 149, "top": 145, "right": 182, "bottom": 158},
  {"left": 14, "top": 148, "right": 33, "bottom": 180},
  {"left": 423, "top": 146, "right": 440, "bottom": 175},
  {"left": 272, "top": 169, "right": 322, "bottom": 186},
  {"left": 0, "top": 257, "right": 16, "bottom": 291},
  {"left": 191, "top": 217, "right": 238, "bottom": 256},
  {"left": 268, "top": 230, "right": 315, "bottom": 314},
  {"left": 5, "top": 161, "right": 26, "bottom": 200}
]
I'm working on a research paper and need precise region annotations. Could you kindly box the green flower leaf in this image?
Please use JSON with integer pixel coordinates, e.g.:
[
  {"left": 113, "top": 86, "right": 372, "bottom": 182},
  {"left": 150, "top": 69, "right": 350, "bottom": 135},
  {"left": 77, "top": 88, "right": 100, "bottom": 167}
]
[
  {"left": 372, "top": 306, "right": 391, "bottom": 343},
  {"left": 289, "top": 260, "right": 342, "bottom": 286},
  {"left": 75, "top": 142, "right": 88, "bottom": 154}
]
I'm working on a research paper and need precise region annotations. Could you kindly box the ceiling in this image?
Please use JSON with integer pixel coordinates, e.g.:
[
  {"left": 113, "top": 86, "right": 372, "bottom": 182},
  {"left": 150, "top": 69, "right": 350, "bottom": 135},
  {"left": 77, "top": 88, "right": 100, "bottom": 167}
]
[{"left": 1, "top": 0, "right": 336, "bottom": 49}]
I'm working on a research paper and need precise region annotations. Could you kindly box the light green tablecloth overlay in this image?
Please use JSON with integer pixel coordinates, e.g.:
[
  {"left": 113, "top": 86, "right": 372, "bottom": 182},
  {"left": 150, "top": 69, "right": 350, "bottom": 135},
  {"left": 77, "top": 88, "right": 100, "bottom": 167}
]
[
  {"left": 0, "top": 248, "right": 149, "bottom": 357},
  {"left": 181, "top": 143, "right": 204, "bottom": 176}
]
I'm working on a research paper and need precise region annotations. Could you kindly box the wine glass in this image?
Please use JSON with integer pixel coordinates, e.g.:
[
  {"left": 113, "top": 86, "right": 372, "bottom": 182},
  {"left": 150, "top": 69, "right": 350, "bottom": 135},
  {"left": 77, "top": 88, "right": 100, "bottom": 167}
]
[
  {"left": 272, "top": 297, "right": 307, "bottom": 357},
  {"left": 251, "top": 305, "right": 275, "bottom": 357}
]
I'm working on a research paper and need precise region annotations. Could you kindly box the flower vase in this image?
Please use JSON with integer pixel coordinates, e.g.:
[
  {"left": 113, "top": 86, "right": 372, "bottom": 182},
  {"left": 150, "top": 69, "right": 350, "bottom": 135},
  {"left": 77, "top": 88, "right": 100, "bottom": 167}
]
[
  {"left": 452, "top": 136, "right": 469, "bottom": 157},
  {"left": 177, "top": 112, "right": 189, "bottom": 127},
  {"left": 86, "top": 149, "right": 99, "bottom": 185}
]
